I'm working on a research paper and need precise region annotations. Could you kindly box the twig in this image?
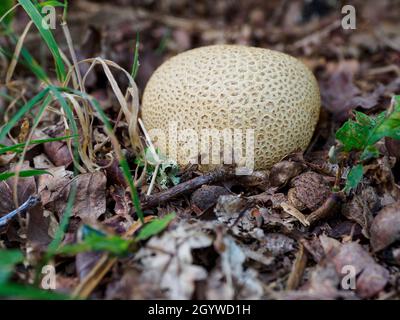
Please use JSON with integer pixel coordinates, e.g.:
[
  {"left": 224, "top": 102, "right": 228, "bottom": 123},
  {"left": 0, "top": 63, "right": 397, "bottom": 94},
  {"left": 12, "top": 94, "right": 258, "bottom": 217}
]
[
  {"left": 0, "top": 195, "right": 40, "bottom": 229},
  {"left": 287, "top": 244, "right": 307, "bottom": 290},
  {"left": 306, "top": 192, "right": 343, "bottom": 225},
  {"left": 141, "top": 167, "right": 236, "bottom": 209}
]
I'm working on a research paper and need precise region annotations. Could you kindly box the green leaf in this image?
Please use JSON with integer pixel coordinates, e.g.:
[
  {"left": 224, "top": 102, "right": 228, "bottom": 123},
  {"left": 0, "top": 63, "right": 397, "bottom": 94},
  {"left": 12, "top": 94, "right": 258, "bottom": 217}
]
[
  {"left": 0, "top": 88, "right": 50, "bottom": 142},
  {"left": 368, "top": 96, "right": 400, "bottom": 144},
  {"left": 0, "top": 169, "right": 51, "bottom": 181},
  {"left": 336, "top": 111, "right": 380, "bottom": 152},
  {"left": 344, "top": 164, "right": 363, "bottom": 193},
  {"left": 0, "top": 249, "right": 24, "bottom": 284},
  {"left": 336, "top": 96, "right": 400, "bottom": 154},
  {"left": 136, "top": 212, "right": 176, "bottom": 241},
  {"left": 360, "top": 145, "right": 380, "bottom": 161}
]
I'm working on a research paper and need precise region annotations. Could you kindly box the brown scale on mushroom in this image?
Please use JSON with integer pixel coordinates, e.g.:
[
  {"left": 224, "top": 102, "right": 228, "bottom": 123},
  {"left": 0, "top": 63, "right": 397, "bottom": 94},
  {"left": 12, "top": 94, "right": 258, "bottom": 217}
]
[{"left": 142, "top": 45, "right": 320, "bottom": 170}]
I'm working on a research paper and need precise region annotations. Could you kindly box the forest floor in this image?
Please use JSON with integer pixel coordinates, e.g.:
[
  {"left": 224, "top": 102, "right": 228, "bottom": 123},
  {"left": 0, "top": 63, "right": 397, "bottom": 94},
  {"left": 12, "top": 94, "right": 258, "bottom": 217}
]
[{"left": 0, "top": 0, "right": 400, "bottom": 300}]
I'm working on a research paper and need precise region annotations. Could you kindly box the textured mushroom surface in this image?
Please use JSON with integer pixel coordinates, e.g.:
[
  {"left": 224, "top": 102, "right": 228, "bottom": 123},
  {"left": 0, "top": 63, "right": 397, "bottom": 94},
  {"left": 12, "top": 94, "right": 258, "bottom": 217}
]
[{"left": 142, "top": 45, "right": 320, "bottom": 170}]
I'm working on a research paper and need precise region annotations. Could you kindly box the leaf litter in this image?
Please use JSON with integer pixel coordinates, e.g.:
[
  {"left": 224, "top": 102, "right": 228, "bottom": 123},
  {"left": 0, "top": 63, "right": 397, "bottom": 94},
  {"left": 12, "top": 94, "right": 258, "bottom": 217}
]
[{"left": 1, "top": 0, "right": 400, "bottom": 300}]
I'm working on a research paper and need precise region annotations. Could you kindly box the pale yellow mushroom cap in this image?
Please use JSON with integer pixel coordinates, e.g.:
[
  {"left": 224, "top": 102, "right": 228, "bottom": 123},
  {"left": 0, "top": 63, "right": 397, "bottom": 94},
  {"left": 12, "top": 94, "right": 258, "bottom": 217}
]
[{"left": 141, "top": 45, "right": 320, "bottom": 170}]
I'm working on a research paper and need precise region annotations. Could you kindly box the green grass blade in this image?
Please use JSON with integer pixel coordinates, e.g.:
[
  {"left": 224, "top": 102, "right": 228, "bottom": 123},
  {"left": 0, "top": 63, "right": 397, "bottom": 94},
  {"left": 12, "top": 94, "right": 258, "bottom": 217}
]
[
  {"left": 0, "top": 135, "right": 76, "bottom": 155},
  {"left": 44, "top": 86, "right": 80, "bottom": 257},
  {"left": 0, "top": 283, "right": 70, "bottom": 300},
  {"left": 136, "top": 212, "right": 175, "bottom": 241},
  {"left": 18, "top": 0, "right": 66, "bottom": 81},
  {"left": 0, "top": 88, "right": 50, "bottom": 141},
  {"left": 60, "top": 88, "right": 144, "bottom": 223},
  {"left": 46, "top": 180, "right": 77, "bottom": 255},
  {"left": 0, "top": 169, "right": 51, "bottom": 181},
  {"left": 130, "top": 32, "right": 140, "bottom": 79},
  {"left": 0, "top": 38, "right": 49, "bottom": 82}
]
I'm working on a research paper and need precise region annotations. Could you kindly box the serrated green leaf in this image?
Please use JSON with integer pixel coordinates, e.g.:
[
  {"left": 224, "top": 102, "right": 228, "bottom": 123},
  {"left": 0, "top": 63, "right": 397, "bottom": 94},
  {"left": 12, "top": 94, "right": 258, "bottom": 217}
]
[
  {"left": 336, "top": 96, "right": 400, "bottom": 154},
  {"left": 336, "top": 111, "right": 380, "bottom": 151},
  {"left": 136, "top": 212, "right": 176, "bottom": 241},
  {"left": 344, "top": 164, "right": 363, "bottom": 193},
  {"left": 368, "top": 96, "right": 400, "bottom": 144}
]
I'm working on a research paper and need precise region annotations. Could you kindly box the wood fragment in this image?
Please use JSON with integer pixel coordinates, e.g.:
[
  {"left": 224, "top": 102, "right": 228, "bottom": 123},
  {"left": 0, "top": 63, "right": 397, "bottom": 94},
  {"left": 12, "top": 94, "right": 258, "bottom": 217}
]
[
  {"left": 306, "top": 192, "right": 343, "bottom": 225},
  {"left": 280, "top": 202, "right": 310, "bottom": 227},
  {"left": 141, "top": 167, "right": 235, "bottom": 210},
  {"left": 287, "top": 244, "right": 308, "bottom": 290}
]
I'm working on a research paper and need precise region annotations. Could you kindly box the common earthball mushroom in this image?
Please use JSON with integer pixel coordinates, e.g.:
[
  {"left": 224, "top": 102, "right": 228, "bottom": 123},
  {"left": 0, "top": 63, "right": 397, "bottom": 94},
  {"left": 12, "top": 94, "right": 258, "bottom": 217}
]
[{"left": 141, "top": 45, "right": 320, "bottom": 170}]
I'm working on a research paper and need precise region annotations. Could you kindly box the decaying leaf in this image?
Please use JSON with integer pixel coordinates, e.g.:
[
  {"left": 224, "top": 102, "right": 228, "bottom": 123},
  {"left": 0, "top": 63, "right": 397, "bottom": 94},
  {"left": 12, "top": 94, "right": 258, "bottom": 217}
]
[
  {"left": 370, "top": 201, "right": 400, "bottom": 252},
  {"left": 206, "top": 236, "right": 263, "bottom": 299},
  {"left": 320, "top": 235, "right": 389, "bottom": 298},
  {"left": 43, "top": 138, "right": 73, "bottom": 167},
  {"left": 134, "top": 222, "right": 212, "bottom": 299},
  {"left": 72, "top": 172, "right": 107, "bottom": 222},
  {"left": 342, "top": 186, "right": 380, "bottom": 238},
  {"left": 191, "top": 185, "right": 230, "bottom": 211},
  {"left": 38, "top": 169, "right": 107, "bottom": 223},
  {"left": 38, "top": 166, "right": 73, "bottom": 217},
  {"left": 320, "top": 60, "right": 383, "bottom": 120}
]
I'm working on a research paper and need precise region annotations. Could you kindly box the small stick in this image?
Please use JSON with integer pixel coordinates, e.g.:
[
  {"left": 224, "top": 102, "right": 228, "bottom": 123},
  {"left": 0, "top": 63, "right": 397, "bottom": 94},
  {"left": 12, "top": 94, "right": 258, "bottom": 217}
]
[
  {"left": 0, "top": 195, "right": 40, "bottom": 229},
  {"left": 141, "top": 167, "right": 235, "bottom": 209},
  {"left": 287, "top": 244, "right": 308, "bottom": 290},
  {"left": 306, "top": 192, "right": 343, "bottom": 225}
]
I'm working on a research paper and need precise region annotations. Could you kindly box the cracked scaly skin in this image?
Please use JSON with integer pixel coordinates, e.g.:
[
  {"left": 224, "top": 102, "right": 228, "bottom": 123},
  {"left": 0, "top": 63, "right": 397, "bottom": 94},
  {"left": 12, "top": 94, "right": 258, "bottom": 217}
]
[{"left": 142, "top": 45, "right": 320, "bottom": 170}]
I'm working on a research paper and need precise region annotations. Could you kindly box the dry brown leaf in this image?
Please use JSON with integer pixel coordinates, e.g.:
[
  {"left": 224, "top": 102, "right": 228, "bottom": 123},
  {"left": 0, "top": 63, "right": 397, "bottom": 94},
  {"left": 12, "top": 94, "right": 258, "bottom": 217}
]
[
  {"left": 370, "top": 201, "right": 400, "bottom": 252},
  {"left": 320, "top": 236, "right": 389, "bottom": 299},
  {"left": 43, "top": 138, "right": 73, "bottom": 167},
  {"left": 73, "top": 172, "right": 107, "bottom": 222}
]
